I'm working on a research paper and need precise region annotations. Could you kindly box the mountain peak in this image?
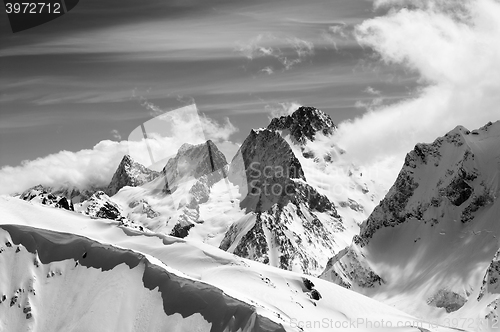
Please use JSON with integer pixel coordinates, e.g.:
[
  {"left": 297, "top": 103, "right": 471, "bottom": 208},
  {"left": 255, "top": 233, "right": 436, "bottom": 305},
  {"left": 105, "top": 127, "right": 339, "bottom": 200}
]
[
  {"left": 121, "top": 154, "right": 133, "bottom": 164},
  {"left": 267, "top": 106, "right": 336, "bottom": 144},
  {"left": 355, "top": 122, "right": 500, "bottom": 247},
  {"left": 106, "top": 155, "right": 159, "bottom": 196},
  {"left": 162, "top": 140, "right": 227, "bottom": 192}
]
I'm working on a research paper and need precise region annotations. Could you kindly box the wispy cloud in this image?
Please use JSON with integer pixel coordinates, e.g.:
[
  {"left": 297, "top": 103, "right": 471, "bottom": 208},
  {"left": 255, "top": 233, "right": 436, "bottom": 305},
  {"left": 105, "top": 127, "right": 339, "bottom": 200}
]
[
  {"left": 236, "top": 34, "right": 315, "bottom": 72},
  {"left": 110, "top": 129, "right": 122, "bottom": 141},
  {"left": 265, "top": 101, "right": 303, "bottom": 119}
]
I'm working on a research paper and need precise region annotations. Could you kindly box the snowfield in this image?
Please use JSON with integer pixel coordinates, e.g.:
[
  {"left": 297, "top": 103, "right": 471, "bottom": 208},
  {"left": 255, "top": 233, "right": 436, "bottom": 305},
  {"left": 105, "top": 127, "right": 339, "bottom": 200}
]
[{"left": 0, "top": 196, "right": 455, "bottom": 332}]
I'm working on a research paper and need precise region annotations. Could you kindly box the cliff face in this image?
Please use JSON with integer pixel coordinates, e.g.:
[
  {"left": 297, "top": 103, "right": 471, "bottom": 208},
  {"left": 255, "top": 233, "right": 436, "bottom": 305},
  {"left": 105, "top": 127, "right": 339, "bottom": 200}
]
[
  {"left": 162, "top": 140, "right": 227, "bottom": 193},
  {"left": 220, "top": 116, "right": 343, "bottom": 275},
  {"left": 106, "top": 155, "right": 160, "bottom": 196}
]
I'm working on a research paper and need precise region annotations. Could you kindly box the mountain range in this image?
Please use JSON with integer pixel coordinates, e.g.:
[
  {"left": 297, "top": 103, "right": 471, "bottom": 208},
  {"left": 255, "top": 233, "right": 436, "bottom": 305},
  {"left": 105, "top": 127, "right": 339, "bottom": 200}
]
[{"left": 2, "top": 106, "right": 499, "bottom": 331}]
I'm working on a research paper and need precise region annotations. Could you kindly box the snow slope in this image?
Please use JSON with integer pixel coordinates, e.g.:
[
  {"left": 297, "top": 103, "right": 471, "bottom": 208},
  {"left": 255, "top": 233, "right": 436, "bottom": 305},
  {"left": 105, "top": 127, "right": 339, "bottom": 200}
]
[
  {"left": 0, "top": 196, "right": 457, "bottom": 332},
  {"left": 321, "top": 121, "right": 500, "bottom": 329}
]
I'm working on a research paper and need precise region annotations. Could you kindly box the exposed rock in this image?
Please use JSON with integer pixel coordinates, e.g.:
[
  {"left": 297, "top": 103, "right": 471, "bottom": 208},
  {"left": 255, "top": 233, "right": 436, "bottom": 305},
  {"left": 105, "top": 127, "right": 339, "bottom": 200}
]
[
  {"left": 162, "top": 140, "right": 227, "bottom": 194},
  {"left": 478, "top": 249, "right": 500, "bottom": 301},
  {"left": 221, "top": 127, "right": 343, "bottom": 275},
  {"left": 164, "top": 141, "right": 229, "bottom": 236},
  {"left": 51, "top": 185, "right": 105, "bottom": 203},
  {"left": 78, "top": 191, "right": 125, "bottom": 221},
  {"left": 427, "top": 288, "right": 467, "bottom": 313},
  {"left": 339, "top": 198, "right": 364, "bottom": 213},
  {"left": 20, "top": 185, "right": 74, "bottom": 211},
  {"left": 355, "top": 124, "right": 495, "bottom": 247},
  {"left": 320, "top": 246, "right": 383, "bottom": 289},
  {"left": 106, "top": 155, "right": 160, "bottom": 196},
  {"left": 170, "top": 223, "right": 195, "bottom": 239},
  {"left": 129, "top": 200, "right": 160, "bottom": 219},
  {"left": 267, "top": 106, "right": 336, "bottom": 144}
]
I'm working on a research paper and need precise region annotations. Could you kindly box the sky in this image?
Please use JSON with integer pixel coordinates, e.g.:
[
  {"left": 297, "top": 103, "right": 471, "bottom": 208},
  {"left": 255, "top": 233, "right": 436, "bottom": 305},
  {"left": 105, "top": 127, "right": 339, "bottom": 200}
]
[{"left": 1, "top": 0, "right": 499, "bottom": 194}]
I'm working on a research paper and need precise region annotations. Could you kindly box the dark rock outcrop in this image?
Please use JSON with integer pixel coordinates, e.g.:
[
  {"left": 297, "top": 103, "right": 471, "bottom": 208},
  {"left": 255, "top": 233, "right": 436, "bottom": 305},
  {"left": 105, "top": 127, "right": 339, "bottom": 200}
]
[
  {"left": 20, "top": 185, "right": 74, "bottom": 211},
  {"left": 106, "top": 155, "right": 160, "bottom": 196},
  {"left": 267, "top": 106, "right": 336, "bottom": 144}
]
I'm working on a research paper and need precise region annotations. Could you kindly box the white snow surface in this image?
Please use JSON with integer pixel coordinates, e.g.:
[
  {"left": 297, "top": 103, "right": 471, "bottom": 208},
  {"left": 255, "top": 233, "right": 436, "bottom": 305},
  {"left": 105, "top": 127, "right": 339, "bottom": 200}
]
[{"left": 0, "top": 196, "right": 457, "bottom": 332}]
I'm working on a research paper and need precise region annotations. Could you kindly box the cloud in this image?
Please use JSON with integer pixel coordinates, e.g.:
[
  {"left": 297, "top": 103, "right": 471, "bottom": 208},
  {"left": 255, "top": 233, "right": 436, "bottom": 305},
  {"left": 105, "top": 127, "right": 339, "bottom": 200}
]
[
  {"left": 0, "top": 105, "right": 238, "bottom": 195},
  {"left": 336, "top": 0, "right": 500, "bottom": 177},
  {"left": 236, "top": 34, "right": 314, "bottom": 72},
  {"left": 261, "top": 67, "right": 275, "bottom": 75},
  {"left": 265, "top": 101, "right": 303, "bottom": 119},
  {"left": 110, "top": 129, "right": 122, "bottom": 140}
]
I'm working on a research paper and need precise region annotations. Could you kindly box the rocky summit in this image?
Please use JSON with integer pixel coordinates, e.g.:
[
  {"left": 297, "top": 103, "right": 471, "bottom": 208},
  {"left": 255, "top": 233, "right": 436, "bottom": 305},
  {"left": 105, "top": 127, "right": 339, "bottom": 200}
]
[
  {"left": 106, "top": 155, "right": 160, "bottom": 196},
  {"left": 220, "top": 113, "right": 344, "bottom": 275},
  {"left": 267, "top": 106, "right": 336, "bottom": 144},
  {"left": 162, "top": 140, "right": 227, "bottom": 194}
]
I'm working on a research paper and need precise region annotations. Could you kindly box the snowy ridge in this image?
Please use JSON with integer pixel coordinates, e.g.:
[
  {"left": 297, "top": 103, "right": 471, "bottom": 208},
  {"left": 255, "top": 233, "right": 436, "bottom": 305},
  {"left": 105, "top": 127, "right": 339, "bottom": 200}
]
[
  {"left": 0, "top": 224, "right": 284, "bottom": 332},
  {"left": 0, "top": 196, "right": 457, "bottom": 332},
  {"left": 75, "top": 190, "right": 126, "bottom": 221},
  {"left": 19, "top": 185, "right": 74, "bottom": 211}
]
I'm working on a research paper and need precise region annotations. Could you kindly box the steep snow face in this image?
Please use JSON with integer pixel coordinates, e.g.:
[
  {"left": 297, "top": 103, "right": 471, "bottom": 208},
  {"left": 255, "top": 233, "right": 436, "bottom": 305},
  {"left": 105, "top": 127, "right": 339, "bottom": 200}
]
[
  {"left": 319, "top": 246, "right": 384, "bottom": 290},
  {"left": 19, "top": 185, "right": 74, "bottom": 211},
  {"left": 162, "top": 140, "right": 227, "bottom": 194},
  {"left": 106, "top": 154, "right": 160, "bottom": 196},
  {"left": 0, "top": 197, "right": 458, "bottom": 332},
  {"left": 111, "top": 140, "right": 238, "bottom": 241},
  {"left": 265, "top": 107, "right": 386, "bottom": 246},
  {"left": 321, "top": 121, "right": 500, "bottom": 326},
  {"left": 356, "top": 122, "right": 498, "bottom": 245}
]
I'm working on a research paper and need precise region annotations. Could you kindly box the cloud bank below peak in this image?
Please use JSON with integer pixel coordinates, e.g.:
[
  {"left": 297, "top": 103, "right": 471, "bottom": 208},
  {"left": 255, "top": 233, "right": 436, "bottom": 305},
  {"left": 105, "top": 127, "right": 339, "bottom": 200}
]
[{"left": 0, "top": 106, "right": 238, "bottom": 195}]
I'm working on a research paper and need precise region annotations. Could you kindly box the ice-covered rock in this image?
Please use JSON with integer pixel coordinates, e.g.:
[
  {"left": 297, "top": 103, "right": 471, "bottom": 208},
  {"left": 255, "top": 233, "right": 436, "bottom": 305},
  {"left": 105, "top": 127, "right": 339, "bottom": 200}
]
[
  {"left": 267, "top": 106, "right": 336, "bottom": 144},
  {"left": 106, "top": 155, "right": 160, "bottom": 196},
  {"left": 19, "top": 185, "right": 74, "bottom": 211}
]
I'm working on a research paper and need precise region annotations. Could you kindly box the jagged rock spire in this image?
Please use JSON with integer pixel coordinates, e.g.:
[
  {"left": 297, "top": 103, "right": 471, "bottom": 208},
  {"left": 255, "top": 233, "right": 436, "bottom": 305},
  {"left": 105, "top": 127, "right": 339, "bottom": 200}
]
[
  {"left": 106, "top": 155, "right": 159, "bottom": 196},
  {"left": 267, "top": 106, "right": 336, "bottom": 144}
]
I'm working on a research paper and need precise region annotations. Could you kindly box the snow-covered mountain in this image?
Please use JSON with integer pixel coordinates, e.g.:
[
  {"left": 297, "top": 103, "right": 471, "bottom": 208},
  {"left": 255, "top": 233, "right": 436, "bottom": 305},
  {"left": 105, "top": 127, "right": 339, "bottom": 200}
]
[
  {"left": 106, "top": 154, "right": 160, "bottom": 196},
  {"left": 7, "top": 107, "right": 399, "bottom": 280},
  {"left": 267, "top": 106, "right": 336, "bottom": 144},
  {"left": 320, "top": 121, "right": 500, "bottom": 327},
  {"left": 0, "top": 196, "right": 457, "bottom": 332},
  {"left": 220, "top": 127, "right": 344, "bottom": 275},
  {"left": 3, "top": 104, "right": 499, "bottom": 331},
  {"left": 107, "top": 107, "right": 384, "bottom": 277}
]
